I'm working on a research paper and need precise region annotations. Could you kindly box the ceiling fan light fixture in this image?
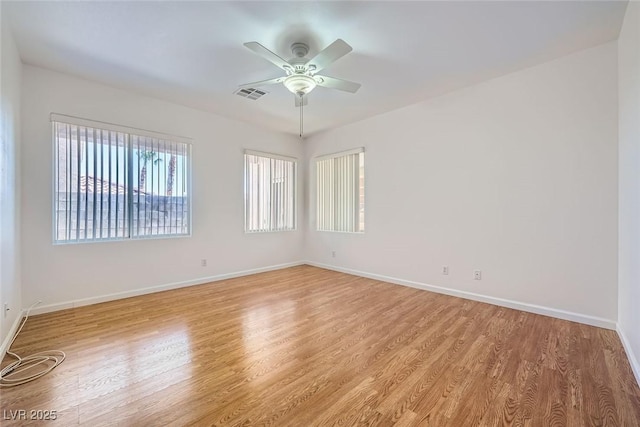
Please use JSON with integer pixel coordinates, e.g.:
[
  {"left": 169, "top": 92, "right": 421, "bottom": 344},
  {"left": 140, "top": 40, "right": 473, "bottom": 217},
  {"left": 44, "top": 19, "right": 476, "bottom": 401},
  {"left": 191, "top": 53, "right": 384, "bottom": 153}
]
[{"left": 283, "top": 74, "right": 317, "bottom": 96}]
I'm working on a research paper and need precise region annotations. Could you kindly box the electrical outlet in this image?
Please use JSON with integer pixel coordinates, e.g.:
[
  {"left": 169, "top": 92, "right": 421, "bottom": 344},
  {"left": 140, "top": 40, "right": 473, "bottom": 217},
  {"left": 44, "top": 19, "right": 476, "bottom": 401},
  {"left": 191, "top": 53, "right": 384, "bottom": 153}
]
[
  {"left": 332, "top": 251, "right": 336, "bottom": 258},
  {"left": 442, "top": 266, "right": 449, "bottom": 275},
  {"left": 3, "top": 303, "right": 9, "bottom": 318},
  {"left": 201, "top": 259, "right": 207, "bottom": 267},
  {"left": 474, "top": 270, "right": 482, "bottom": 280}
]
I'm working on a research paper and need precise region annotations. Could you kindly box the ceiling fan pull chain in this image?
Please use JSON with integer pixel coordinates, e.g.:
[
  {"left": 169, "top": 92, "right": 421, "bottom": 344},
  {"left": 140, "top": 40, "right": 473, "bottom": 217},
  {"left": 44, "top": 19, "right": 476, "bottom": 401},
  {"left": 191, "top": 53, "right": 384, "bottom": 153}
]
[{"left": 299, "top": 96, "right": 304, "bottom": 138}]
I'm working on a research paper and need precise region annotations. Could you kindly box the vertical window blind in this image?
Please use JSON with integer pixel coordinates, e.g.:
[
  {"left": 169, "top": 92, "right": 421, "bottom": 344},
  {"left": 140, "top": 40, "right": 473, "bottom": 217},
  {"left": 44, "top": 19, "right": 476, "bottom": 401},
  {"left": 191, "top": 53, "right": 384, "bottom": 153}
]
[
  {"left": 244, "top": 151, "right": 296, "bottom": 232},
  {"left": 52, "top": 114, "right": 191, "bottom": 243},
  {"left": 316, "top": 148, "right": 365, "bottom": 233}
]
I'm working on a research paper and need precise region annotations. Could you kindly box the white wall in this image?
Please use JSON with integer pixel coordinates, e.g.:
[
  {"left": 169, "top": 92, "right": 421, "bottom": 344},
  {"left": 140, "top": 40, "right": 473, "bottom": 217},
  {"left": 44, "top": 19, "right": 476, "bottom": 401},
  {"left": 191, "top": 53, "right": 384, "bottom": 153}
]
[
  {"left": 0, "top": 10, "right": 23, "bottom": 348},
  {"left": 304, "top": 42, "right": 619, "bottom": 327},
  {"left": 617, "top": 1, "right": 640, "bottom": 383},
  {"left": 21, "top": 65, "right": 304, "bottom": 312}
]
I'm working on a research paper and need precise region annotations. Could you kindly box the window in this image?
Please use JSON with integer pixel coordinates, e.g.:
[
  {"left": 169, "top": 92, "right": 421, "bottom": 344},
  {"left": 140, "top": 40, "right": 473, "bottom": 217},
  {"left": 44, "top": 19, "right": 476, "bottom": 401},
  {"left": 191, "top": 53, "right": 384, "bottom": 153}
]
[
  {"left": 244, "top": 151, "right": 296, "bottom": 232},
  {"left": 316, "top": 148, "right": 365, "bottom": 233},
  {"left": 52, "top": 114, "right": 191, "bottom": 243}
]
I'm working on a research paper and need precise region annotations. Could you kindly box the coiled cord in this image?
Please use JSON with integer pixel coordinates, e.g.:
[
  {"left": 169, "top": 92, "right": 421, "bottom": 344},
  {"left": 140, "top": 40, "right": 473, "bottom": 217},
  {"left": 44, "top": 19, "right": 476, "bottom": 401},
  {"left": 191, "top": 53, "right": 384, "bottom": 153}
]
[{"left": 0, "top": 302, "right": 66, "bottom": 387}]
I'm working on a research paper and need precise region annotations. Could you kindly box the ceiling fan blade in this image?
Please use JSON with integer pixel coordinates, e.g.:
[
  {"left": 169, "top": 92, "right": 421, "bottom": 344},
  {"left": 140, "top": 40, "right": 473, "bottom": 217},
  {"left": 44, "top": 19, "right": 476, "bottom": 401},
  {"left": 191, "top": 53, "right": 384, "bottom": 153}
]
[
  {"left": 243, "top": 42, "right": 292, "bottom": 72},
  {"left": 294, "top": 95, "right": 308, "bottom": 107},
  {"left": 314, "top": 75, "right": 361, "bottom": 93},
  {"left": 238, "top": 77, "right": 285, "bottom": 89},
  {"left": 306, "top": 39, "right": 353, "bottom": 73}
]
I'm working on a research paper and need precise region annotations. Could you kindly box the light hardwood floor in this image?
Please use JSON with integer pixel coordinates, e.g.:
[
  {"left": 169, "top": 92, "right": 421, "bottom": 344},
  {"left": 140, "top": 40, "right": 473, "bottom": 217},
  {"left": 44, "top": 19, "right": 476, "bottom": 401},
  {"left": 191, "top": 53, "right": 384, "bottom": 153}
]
[{"left": 1, "top": 265, "right": 639, "bottom": 426}]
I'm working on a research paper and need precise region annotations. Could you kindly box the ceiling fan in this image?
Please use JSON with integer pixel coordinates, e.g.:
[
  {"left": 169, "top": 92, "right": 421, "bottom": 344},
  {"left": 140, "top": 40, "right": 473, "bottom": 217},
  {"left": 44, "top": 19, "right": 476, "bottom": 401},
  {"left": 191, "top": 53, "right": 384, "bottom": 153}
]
[{"left": 239, "top": 39, "right": 361, "bottom": 137}]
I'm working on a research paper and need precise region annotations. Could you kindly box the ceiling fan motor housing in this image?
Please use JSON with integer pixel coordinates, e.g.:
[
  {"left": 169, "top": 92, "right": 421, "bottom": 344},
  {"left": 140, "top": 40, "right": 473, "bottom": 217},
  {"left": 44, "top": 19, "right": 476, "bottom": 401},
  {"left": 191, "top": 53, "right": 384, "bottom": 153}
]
[{"left": 285, "top": 43, "right": 314, "bottom": 93}]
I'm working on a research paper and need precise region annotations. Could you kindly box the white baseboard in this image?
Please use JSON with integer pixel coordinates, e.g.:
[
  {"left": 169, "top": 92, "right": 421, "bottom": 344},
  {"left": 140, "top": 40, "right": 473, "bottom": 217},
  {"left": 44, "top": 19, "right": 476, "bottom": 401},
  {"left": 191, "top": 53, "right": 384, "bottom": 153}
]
[
  {"left": 0, "top": 309, "right": 26, "bottom": 361},
  {"left": 305, "top": 261, "right": 617, "bottom": 330},
  {"left": 28, "top": 261, "right": 305, "bottom": 316},
  {"left": 23, "top": 259, "right": 618, "bottom": 331},
  {"left": 617, "top": 326, "right": 640, "bottom": 387}
]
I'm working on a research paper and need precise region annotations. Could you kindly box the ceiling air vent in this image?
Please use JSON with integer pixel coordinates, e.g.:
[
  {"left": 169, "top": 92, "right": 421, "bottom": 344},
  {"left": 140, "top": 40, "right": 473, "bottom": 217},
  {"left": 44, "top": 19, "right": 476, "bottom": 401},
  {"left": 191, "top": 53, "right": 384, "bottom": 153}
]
[{"left": 234, "top": 88, "right": 267, "bottom": 100}]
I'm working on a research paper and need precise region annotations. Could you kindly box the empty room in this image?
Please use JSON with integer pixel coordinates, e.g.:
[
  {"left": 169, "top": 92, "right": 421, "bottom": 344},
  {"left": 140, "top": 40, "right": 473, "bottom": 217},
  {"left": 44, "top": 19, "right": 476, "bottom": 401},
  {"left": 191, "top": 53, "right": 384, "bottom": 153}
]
[{"left": 1, "top": 0, "right": 639, "bottom": 425}]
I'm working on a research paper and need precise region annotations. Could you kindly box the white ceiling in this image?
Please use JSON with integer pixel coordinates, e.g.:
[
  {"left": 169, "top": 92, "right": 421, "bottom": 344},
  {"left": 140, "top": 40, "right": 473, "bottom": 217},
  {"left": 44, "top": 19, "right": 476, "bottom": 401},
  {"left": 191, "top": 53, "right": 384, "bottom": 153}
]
[{"left": 3, "top": 1, "right": 628, "bottom": 137}]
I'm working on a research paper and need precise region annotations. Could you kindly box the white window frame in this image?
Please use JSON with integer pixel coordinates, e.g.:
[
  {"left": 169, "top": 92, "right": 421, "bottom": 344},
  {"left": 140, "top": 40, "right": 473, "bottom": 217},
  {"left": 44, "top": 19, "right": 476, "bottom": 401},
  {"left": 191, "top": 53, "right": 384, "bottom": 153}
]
[
  {"left": 315, "top": 147, "right": 365, "bottom": 233},
  {"left": 51, "top": 113, "right": 192, "bottom": 244},
  {"left": 244, "top": 150, "right": 297, "bottom": 233}
]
